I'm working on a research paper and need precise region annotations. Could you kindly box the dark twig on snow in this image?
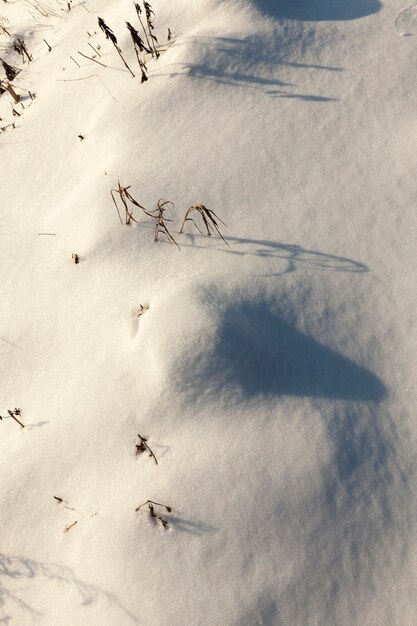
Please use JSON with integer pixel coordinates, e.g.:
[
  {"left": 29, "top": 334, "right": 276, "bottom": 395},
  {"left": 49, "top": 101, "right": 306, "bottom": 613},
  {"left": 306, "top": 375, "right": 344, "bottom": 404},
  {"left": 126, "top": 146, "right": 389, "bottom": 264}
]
[
  {"left": 135, "top": 433, "right": 158, "bottom": 464},
  {"left": 0, "top": 408, "right": 24, "bottom": 428},
  {"left": 180, "top": 204, "right": 228, "bottom": 245},
  {"left": 98, "top": 17, "right": 135, "bottom": 77},
  {"left": 126, "top": 21, "right": 150, "bottom": 82},
  {"left": 135, "top": 500, "right": 171, "bottom": 527}
]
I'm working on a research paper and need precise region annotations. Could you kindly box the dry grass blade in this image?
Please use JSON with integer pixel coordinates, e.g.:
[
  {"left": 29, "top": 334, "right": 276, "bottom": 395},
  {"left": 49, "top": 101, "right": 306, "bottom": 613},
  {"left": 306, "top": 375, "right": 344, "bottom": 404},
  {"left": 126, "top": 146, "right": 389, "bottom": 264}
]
[
  {"left": 0, "top": 408, "right": 24, "bottom": 428},
  {"left": 123, "top": 188, "right": 155, "bottom": 217},
  {"left": 111, "top": 183, "right": 157, "bottom": 225},
  {"left": 111, "top": 182, "right": 135, "bottom": 225},
  {"left": 180, "top": 204, "right": 228, "bottom": 245},
  {"left": 136, "top": 433, "right": 158, "bottom": 464},
  {"left": 154, "top": 200, "right": 180, "bottom": 249},
  {"left": 135, "top": 499, "right": 172, "bottom": 513}
]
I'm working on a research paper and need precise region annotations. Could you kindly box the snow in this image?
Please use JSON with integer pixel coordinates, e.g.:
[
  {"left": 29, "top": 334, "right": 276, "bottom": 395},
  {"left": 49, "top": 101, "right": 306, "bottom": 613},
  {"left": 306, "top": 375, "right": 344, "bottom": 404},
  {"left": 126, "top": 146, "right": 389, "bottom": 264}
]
[{"left": 0, "top": 0, "right": 416, "bottom": 624}]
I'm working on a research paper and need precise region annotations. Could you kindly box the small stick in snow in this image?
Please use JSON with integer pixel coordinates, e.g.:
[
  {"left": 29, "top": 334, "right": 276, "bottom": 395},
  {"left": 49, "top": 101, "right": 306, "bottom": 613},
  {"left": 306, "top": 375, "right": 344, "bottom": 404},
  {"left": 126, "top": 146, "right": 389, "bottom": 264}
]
[
  {"left": 64, "top": 521, "right": 77, "bottom": 532},
  {"left": 4, "top": 83, "right": 20, "bottom": 104},
  {"left": 77, "top": 51, "right": 107, "bottom": 68},
  {"left": 0, "top": 408, "right": 24, "bottom": 428},
  {"left": 135, "top": 433, "right": 158, "bottom": 464},
  {"left": 87, "top": 42, "right": 101, "bottom": 57},
  {"left": 137, "top": 304, "right": 149, "bottom": 317},
  {"left": 69, "top": 55, "right": 80, "bottom": 68},
  {"left": 53, "top": 496, "right": 63, "bottom": 503},
  {"left": 72, "top": 253, "right": 79, "bottom": 264},
  {"left": 44, "top": 39, "right": 52, "bottom": 52},
  {"left": 135, "top": 499, "right": 171, "bottom": 513}
]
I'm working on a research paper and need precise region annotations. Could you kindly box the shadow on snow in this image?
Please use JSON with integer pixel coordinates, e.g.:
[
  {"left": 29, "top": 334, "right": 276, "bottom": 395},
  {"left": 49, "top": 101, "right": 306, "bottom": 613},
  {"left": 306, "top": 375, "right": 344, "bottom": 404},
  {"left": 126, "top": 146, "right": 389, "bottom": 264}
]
[
  {"left": 209, "top": 301, "right": 386, "bottom": 401},
  {"left": 255, "top": 0, "right": 382, "bottom": 21}
]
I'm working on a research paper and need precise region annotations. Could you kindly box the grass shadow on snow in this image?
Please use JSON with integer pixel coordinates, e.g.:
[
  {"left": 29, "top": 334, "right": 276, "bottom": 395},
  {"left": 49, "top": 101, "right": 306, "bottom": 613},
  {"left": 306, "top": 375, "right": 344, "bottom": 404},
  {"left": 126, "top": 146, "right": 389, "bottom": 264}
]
[
  {"left": 158, "top": 36, "right": 343, "bottom": 101},
  {"left": 167, "top": 515, "right": 217, "bottom": 535},
  {"left": 209, "top": 301, "right": 386, "bottom": 401},
  {"left": 223, "top": 237, "right": 369, "bottom": 274},
  {"left": 255, "top": 0, "right": 382, "bottom": 21},
  {"left": 0, "top": 554, "right": 139, "bottom": 624}
]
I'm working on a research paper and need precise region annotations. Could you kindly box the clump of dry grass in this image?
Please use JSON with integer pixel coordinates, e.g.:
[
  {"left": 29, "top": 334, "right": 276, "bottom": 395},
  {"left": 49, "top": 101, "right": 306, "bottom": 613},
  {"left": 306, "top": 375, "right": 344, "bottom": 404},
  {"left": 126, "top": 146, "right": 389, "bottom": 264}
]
[
  {"left": 110, "top": 184, "right": 228, "bottom": 249},
  {"left": 143, "top": 1, "right": 159, "bottom": 58},
  {"left": 126, "top": 21, "right": 150, "bottom": 82},
  {"left": 154, "top": 200, "right": 180, "bottom": 249},
  {"left": 110, "top": 184, "right": 179, "bottom": 248},
  {"left": 111, "top": 181, "right": 154, "bottom": 225},
  {"left": 0, "top": 408, "right": 24, "bottom": 428},
  {"left": 13, "top": 38, "right": 32, "bottom": 63},
  {"left": 180, "top": 204, "right": 228, "bottom": 245},
  {"left": 135, "top": 433, "right": 158, "bottom": 464},
  {"left": 1, "top": 58, "right": 19, "bottom": 80},
  {"left": 136, "top": 500, "right": 171, "bottom": 528},
  {"left": 98, "top": 16, "right": 135, "bottom": 78}
]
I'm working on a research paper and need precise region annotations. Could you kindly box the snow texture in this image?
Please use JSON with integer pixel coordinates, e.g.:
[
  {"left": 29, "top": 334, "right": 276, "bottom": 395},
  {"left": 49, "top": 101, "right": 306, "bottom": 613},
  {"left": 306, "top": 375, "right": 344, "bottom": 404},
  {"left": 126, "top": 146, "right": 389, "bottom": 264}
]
[{"left": 0, "top": 0, "right": 416, "bottom": 624}]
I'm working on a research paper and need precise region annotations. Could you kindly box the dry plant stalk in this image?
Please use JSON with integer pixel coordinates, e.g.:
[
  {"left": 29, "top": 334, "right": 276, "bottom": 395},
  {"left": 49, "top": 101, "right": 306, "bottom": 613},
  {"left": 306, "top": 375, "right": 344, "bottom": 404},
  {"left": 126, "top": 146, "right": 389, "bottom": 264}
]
[
  {"left": 13, "top": 38, "right": 32, "bottom": 62},
  {"left": 0, "top": 17, "right": 11, "bottom": 37},
  {"left": 180, "top": 204, "right": 228, "bottom": 245},
  {"left": 0, "top": 408, "right": 24, "bottom": 428},
  {"left": 22, "top": 0, "right": 62, "bottom": 18},
  {"left": 126, "top": 21, "right": 150, "bottom": 82},
  {"left": 143, "top": 2, "right": 159, "bottom": 58},
  {"left": 3, "top": 81, "right": 20, "bottom": 103},
  {"left": 111, "top": 182, "right": 154, "bottom": 225},
  {"left": 135, "top": 500, "right": 171, "bottom": 528},
  {"left": 154, "top": 200, "right": 180, "bottom": 249},
  {"left": 134, "top": 2, "right": 152, "bottom": 53},
  {"left": 1, "top": 58, "right": 19, "bottom": 81},
  {"left": 135, "top": 433, "right": 158, "bottom": 464},
  {"left": 98, "top": 17, "right": 135, "bottom": 77}
]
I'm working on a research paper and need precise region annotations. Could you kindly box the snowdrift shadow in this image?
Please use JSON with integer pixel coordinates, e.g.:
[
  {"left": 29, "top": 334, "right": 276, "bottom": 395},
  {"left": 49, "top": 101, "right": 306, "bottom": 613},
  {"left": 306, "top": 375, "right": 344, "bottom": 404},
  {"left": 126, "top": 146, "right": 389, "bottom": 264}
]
[
  {"left": 274, "top": 402, "right": 409, "bottom": 624},
  {"left": 0, "top": 554, "right": 139, "bottom": 624},
  {"left": 211, "top": 302, "right": 386, "bottom": 401},
  {"left": 256, "top": 0, "right": 382, "bottom": 20}
]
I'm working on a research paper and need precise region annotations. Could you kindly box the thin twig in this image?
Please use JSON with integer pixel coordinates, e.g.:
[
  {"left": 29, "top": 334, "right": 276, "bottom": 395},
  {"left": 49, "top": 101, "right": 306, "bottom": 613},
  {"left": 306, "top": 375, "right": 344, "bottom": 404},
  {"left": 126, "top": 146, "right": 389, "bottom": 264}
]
[
  {"left": 77, "top": 50, "right": 107, "bottom": 67},
  {"left": 135, "top": 499, "right": 171, "bottom": 512},
  {"left": 69, "top": 54, "right": 80, "bottom": 67},
  {"left": 136, "top": 433, "right": 158, "bottom": 464}
]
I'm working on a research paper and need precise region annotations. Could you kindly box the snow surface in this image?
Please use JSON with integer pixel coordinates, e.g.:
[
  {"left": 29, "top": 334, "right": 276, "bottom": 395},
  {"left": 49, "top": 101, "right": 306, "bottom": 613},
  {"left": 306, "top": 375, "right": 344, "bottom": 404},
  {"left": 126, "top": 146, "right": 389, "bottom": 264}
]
[{"left": 0, "top": 0, "right": 416, "bottom": 624}]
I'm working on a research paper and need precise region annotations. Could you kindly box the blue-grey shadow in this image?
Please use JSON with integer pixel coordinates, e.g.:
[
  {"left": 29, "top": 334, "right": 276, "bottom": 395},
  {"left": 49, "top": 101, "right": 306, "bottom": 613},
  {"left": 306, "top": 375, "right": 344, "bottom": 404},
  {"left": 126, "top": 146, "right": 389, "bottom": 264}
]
[
  {"left": 156, "top": 36, "right": 342, "bottom": 101},
  {"left": 166, "top": 515, "right": 217, "bottom": 535},
  {"left": 224, "top": 237, "right": 368, "bottom": 274},
  {"left": 0, "top": 554, "right": 139, "bottom": 624},
  {"left": 256, "top": 0, "right": 382, "bottom": 20},
  {"left": 210, "top": 301, "right": 386, "bottom": 401}
]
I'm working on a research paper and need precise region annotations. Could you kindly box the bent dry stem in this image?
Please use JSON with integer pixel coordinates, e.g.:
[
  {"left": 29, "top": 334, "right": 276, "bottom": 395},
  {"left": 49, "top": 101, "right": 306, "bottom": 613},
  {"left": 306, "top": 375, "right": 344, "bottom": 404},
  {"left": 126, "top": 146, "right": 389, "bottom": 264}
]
[
  {"left": 0, "top": 408, "right": 24, "bottom": 428},
  {"left": 136, "top": 433, "right": 158, "bottom": 464},
  {"left": 180, "top": 204, "right": 228, "bottom": 245}
]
